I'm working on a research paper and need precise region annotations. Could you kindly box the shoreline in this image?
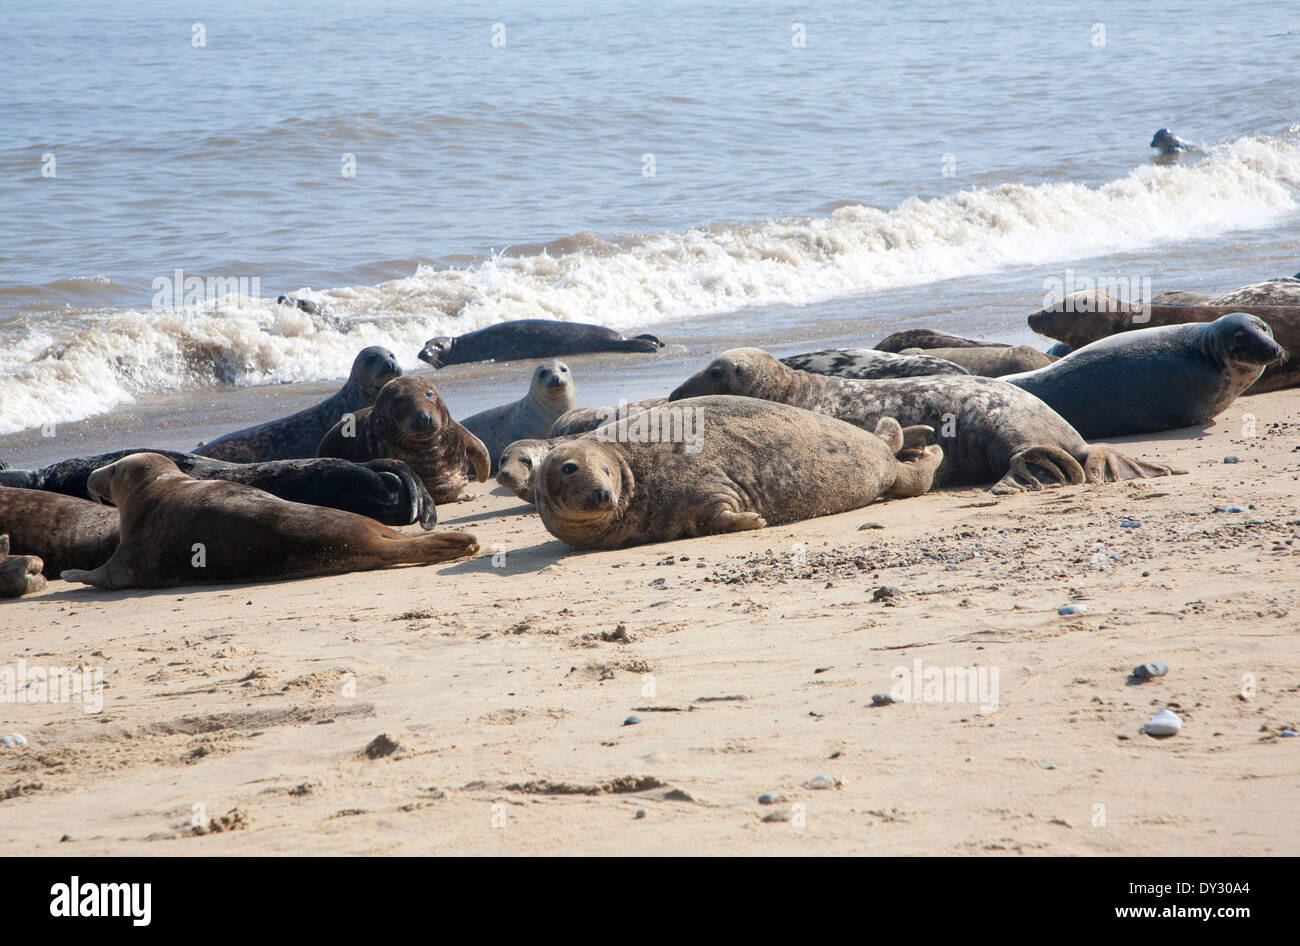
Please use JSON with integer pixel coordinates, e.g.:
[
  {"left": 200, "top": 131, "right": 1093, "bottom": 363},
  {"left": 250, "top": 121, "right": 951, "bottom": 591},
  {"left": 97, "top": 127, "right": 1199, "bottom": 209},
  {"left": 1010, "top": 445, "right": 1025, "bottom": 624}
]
[{"left": 2, "top": 390, "right": 1296, "bottom": 855}]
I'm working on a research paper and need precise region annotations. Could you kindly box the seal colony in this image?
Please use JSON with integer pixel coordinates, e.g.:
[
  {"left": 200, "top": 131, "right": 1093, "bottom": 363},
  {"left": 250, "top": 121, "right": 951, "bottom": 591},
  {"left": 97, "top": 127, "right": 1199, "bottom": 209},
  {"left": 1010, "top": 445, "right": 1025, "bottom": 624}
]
[{"left": 5, "top": 289, "right": 1288, "bottom": 593}]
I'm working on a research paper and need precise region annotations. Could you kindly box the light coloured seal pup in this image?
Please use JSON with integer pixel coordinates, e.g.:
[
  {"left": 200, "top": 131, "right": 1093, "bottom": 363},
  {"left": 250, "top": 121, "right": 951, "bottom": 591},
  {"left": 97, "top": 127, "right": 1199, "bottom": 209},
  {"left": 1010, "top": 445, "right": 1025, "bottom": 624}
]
[
  {"left": 533, "top": 396, "right": 942, "bottom": 550},
  {"left": 898, "top": 345, "right": 1055, "bottom": 376},
  {"left": 669, "top": 348, "right": 1180, "bottom": 494},
  {"left": 1003, "top": 314, "right": 1285, "bottom": 438},
  {"left": 459, "top": 361, "right": 577, "bottom": 473},
  {"left": 318, "top": 377, "right": 491, "bottom": 504},
  {"left": 420, "top": 320, "right": 662, "bottom": 368},
  {"left": 196, "top": 346, "right": 401, "bottom": 462},
  {"left": 60, "top": 454, "right": 479, "bottom": 590},
  {"left": 780, "top": 348, "right": 970, "bottom": 379}
]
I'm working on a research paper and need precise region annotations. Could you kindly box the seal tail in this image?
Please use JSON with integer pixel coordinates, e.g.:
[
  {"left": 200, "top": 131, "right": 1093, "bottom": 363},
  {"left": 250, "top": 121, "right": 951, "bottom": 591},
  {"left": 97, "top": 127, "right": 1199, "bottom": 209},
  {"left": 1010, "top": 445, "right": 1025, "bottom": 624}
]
[{"left": 372, "top": 530, "right": 480, "bottom": 565}]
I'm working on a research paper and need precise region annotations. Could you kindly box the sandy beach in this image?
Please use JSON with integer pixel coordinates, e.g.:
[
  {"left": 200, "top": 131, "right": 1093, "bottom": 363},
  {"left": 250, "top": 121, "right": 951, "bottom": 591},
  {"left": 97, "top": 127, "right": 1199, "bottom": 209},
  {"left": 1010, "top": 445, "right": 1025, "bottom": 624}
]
[{"left": 2, "top": 387, "right": 1296, "bottom": 856}]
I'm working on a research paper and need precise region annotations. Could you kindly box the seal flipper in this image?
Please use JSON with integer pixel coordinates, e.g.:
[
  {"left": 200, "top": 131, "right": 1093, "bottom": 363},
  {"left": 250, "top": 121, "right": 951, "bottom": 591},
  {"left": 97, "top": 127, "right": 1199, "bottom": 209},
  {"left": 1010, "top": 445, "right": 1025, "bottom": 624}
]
[
  {"left": 707, "top": 509, "right": 767, "bottom": 533},
  {"left": 0, "top": 469, "right": 36, "bottom": 488},
  {"left": 887, "top": 445, "right": 944, "bottom": 498},
  {"left": 458, "top": 424, "right": 492, "bottom": 483},
  {"left": 623, "top": 334, "right": 663, "bottom": 352},
  {"left": 992, "top": 446, "right": 1086, "bottom": 494},
  {"left": 1080, "top": 447, "right": 1185, "bottom": 484}
]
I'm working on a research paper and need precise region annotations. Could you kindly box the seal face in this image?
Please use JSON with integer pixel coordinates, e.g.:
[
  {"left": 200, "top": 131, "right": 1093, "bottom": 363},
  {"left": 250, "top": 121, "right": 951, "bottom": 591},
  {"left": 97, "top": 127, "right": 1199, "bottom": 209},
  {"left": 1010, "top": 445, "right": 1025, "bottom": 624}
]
[
  {"left": 0, "top": 449, "right": 436, "bottom": 529},
  {"left": 1150, "top": 128, "right": 1197, "bottom": 155},
  {"left": 780, "top": 348, "right": 970, "bottom": 379},
  {"left": 317, "top": 376, "right": 491, "bottom": 504},
  {"left": 496, "top": 438, "right": 561, "bottom": 504},
  {"left": 460, "top": 361, "right": 578, "bottom": 472},
  {"left": 668, "top": 348, "right": 1181, "bottom": 494},
  {"left": 1006, "top": 314, "right": 1285, "bottom": 438},
  {"left": 533, "top": 396, "right": 942, "bottom": 550},
  {"left": 418, "top": 319, "right": 663, "bottom": 368},
  {"left": 196, "top": 346, "right": 401, "bottom": 462},
  {"left": 59, "top": 454, "right": 479, "bottom": 590}
]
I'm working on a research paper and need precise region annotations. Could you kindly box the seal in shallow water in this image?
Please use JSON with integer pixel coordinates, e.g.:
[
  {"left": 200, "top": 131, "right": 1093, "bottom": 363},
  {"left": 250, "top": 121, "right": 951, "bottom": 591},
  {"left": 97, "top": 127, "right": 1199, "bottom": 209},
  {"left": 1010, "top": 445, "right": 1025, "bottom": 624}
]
[
  {"left": 1003, "top": 314, "right": 1285, "bottom": 438},
  {"left": 874, "top": 329, "right": 1008, "bottom": 353},
  {"left": 1026, "top": 290, "right": 1300, "bottom": 391},
  {"left": 419, "top": 320, "right": 662, "bottom": 368},
  {"left": 59, "top": 454, "right": 479, "bottom": 590},
  {"left": 669, "top": 348, "right": 1181, "bottom": 493},
  {"left": 459, "top": 361, "right": 577, "bottom": 472},
  {"left": 898, "top": 345, "right": 1055, "bottom": 377},
  {"left": 195, "top": 346, "right": 401, "bottom": 462},
  {"left": 0, "top": 450, "right": 437, "bottom": 528},
  {"left": 317, "top": 377, "right": 491, "bottom": 503},
  {"left": 533, "top": 396, "right": 942, "bottom": 549}
]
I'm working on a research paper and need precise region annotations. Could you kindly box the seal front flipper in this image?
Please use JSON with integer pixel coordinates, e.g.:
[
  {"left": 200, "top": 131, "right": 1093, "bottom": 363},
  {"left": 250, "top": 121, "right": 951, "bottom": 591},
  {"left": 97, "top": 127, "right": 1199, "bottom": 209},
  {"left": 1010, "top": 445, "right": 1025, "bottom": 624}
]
[
  {"left": 458, "top": 424, "right": 492, "bottom": 483},
  {"left": 706, "top": 508, "right": 767, "bottom": 533}
]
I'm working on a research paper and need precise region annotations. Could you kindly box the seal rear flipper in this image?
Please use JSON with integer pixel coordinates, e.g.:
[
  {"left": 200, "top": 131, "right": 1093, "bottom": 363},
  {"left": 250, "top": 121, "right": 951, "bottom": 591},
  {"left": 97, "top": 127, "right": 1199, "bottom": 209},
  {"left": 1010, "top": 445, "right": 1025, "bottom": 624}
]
[
  {"left": 377, "top": 529, "right": 479, "bottom": 565},
  {"left": 887, "top": 445, "right": 944, "bottom": 498},
  {"left": 992, "top": 446, "right": 1086, "bottom": 494},
  {"left": 0, "top": 555, "right": 46, "bottom": 598},
  {"left": 707, "top": 509, "right": 767, "bottom": 533},
  {"left": 625, "top": 334, "right": 663, "bottom": 352},
  {"left": 1080, "top": 447, "right": 1185, "bottom": 484}
]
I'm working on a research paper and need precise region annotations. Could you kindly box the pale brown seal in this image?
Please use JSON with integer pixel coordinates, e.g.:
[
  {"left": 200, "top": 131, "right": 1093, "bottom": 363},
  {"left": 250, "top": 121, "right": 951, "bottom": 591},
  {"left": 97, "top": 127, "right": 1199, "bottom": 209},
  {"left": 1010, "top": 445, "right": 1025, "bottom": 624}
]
[
  {"left": 459, "top": 361, "right": 577, "bottom": 472},
  {"left": 0, "top": 486, "right": 120, "bottom": 575},
  {"left": 196, "top": 346, "right": 402, "bottom": 462},
  {"left": 898, "top": 345, "right": 1055, "bottom": 376},
  {"left": 875, "top": 329, "right": 1009, "bottom": 353},
  {"left": 60, "top": 454, "right": 479, "bottom": 590},
  {"left": 533, "top": 396, "right": 942, "bottom": 549},
  {"left": 669, "top": 348, "right": 1180, "bottom": 494},
  {"left": 0, "top": 534, "right": 46, "bottom": 599},
  {"left": 317, "top": 377, "right": 491, "bottom": 504}
]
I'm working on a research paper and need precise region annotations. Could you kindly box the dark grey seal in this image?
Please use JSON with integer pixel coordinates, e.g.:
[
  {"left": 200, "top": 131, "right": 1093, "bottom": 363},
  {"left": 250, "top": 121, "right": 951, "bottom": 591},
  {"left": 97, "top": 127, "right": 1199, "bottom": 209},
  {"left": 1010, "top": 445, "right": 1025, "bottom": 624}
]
[
  {"left": 1003, "top": 314, "right": 1286, "bottom": 438},
  {"left": 195, "top": 346, "right": 401, "bottom": 462},
  {"left": 0, "top": 449, "right": 437, "bottom": 528},
  {"left": 419, "top": 319, "right": 662, "bottom": 368},
  {"left": 1150, "top": 128, "right": 1199, "bottom": 155},
  {"left": 875, "top": 329, "right": 1009, "bottom": 353}
]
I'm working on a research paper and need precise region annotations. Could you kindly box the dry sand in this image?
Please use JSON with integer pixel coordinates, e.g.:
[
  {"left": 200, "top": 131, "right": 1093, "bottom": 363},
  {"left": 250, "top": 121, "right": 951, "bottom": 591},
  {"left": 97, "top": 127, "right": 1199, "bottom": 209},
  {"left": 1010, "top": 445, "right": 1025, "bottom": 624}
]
[{"left": 2, "top": 390, "right": 1297, "bottom": 856}]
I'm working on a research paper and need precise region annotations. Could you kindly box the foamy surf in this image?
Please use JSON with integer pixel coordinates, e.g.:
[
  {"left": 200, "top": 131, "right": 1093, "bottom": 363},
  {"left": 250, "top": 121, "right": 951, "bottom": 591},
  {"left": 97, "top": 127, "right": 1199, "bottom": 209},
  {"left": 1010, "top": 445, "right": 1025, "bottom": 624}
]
[{"left": 2, "top": 132, "right": 1298, "bottom": 435}]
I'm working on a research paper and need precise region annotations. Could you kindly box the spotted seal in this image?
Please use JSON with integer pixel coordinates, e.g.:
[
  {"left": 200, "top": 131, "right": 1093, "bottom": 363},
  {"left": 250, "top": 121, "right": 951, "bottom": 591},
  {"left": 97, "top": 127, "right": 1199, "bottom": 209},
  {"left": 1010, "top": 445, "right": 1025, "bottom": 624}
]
[
  {"left": 779, "top": 348, "right": 970, "bottom": 379},
  {"left": 898, "top": 345, "right": 1055, "bottom": 376}
]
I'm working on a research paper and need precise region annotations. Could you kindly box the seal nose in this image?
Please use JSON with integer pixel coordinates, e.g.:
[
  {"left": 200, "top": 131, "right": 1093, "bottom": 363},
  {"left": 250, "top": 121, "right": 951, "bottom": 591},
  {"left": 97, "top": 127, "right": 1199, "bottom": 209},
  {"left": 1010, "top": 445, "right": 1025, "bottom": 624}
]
[
  {"left": 593, "top": 486, "right": 613, "bottom": 505},
  {"left": 413, "top": 411, "right": 435, "bottom": 432}
]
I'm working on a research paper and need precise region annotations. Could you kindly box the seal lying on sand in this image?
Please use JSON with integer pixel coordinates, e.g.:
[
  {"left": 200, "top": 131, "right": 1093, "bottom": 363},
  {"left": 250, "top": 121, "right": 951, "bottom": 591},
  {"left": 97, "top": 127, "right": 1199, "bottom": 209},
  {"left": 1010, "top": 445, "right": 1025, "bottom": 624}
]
[
  {"left": 1027, "top": 291, "right": 1300, "bottom": 391},
  {"left": 0, "top": 450, "right": 437, "bottom": 528},
  {"left": 497, "top": 438, "right": 562, "bottom": 503},
  {"left": 420, "top": 320, "right": 662, "bottom": 368},
  {"left": 60, "top": 454, "right": 479, "bottom": 590},
  {"left": 0, "top": 487, "right": 120, "bottom": 575},
  {"left": 875, "top": 330, "right": 1008, "bottom": 353},
  {"left": 460, "top": 361, "right": 577, "bottom": 472},
  {"left": 548, "top": 397, "right": 670, "bottom": 437},
  {"left": 318, "top": 377, "right": 491, "bottom": 503},
  {"left": 780, "top": 349, "right": 969, "bottom": 379},
  {"left": 533, "top": 396, "right": 942, "bottom": 550},
  {"left": 196, "top": 346, "right": 401, "bottom": 462},
  {"left": 0, "top": 534, "right": 46, "bottom": 599},
  {"left": 1004, "top": 314, "right": 1285, "bottom": 438},
  {"left": 669, "top": 348, "right": 1180, "bottom": 493},
  {"left": 898, "top": 345, "right": 1055, "bottom": 376}
]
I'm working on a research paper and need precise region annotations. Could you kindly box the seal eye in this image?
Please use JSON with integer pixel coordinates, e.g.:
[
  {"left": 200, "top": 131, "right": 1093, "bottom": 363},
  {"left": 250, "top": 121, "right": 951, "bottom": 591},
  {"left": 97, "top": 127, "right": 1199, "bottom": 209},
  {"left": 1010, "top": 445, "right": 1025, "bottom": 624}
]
[
  {"left": 562, "top": 462, "right": 578, "bottom": 475},
  {"left": 522, "top": 457, "right": 533, "bottom": 468},
  {"left": 603, "top": 466, "right": 610, "bottom": 475},
  {"left": 559, "top": 365, "right": 568, "bottom": 372},
  {"left": 425, "top": 390, "right": 434, "bottom": 398}
]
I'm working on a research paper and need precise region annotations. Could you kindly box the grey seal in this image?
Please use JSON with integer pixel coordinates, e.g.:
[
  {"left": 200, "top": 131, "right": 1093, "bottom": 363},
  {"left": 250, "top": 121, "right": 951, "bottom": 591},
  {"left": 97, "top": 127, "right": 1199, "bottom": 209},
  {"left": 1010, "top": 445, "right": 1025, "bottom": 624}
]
[
  {"left": 780, "top": 348, "right": 970, "bottom": 379},
  {"left": 459, "top": 361, "right": 577, "bottom": 472},
  {"left": 419, "top": 319, "right": 662, "bottom": 368}
]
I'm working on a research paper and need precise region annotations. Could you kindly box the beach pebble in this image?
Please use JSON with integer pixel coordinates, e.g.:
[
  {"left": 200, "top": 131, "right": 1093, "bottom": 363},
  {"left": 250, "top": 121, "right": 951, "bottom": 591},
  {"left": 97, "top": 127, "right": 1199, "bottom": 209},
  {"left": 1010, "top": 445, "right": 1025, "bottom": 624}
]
[
  {"left": 623, "top": 715, "right": 641, "bottom": 726},
  {"left": 804, "top": 775, "right": 841, "bottom": 790},
  {"left": 761, "top": 809, "right": 793, "bottom": 823},
  {"left": 1281, "top": 730, "right": 1299, "bottom": 738},
  {"left": 1120, "top": 519, "right": 1141, "bottom": 528},
  {"left": 1216, "top": 505, "right": 1247, "bottom": 513},
  {"left": 858, "top": 521, "right": 884, "bottom": 530},
  {"left": 1223, "top": 455, "right": 1241, "bottom": 463},
  {"left": 1132, "top": 662, "right": 1168, "bottom": 680},
  {"left": 758, "top": 792, "right": 786, "bottom": 805},
  {"left": 364, "top": 733, "right": 399, "bottom": 758},
  {"left": 1058, "top": 604, "right": 1088, "bottom": 616},
  {"left": 871, "top": 693, "right": 897, "bottom": 706},
  {"left": 0, "top": 733, "right": 27, "bottom": 747},
  {"left": 634, "top": 809, "right": 646, "bottom": 819},
  {"left": 872, "top": 586, "right": 902, "bottom": 602},
  {"left": 1143, "top": 709, "right": 1182, "bottom": 738}
]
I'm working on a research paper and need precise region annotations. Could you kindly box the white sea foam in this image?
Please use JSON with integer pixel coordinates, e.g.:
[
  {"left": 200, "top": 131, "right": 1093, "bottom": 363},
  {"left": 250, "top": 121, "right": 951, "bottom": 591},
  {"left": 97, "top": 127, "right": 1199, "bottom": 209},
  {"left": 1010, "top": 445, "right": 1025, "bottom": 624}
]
[{"left": 2, "top": 133, "right": 1297, "bottom": 435}]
